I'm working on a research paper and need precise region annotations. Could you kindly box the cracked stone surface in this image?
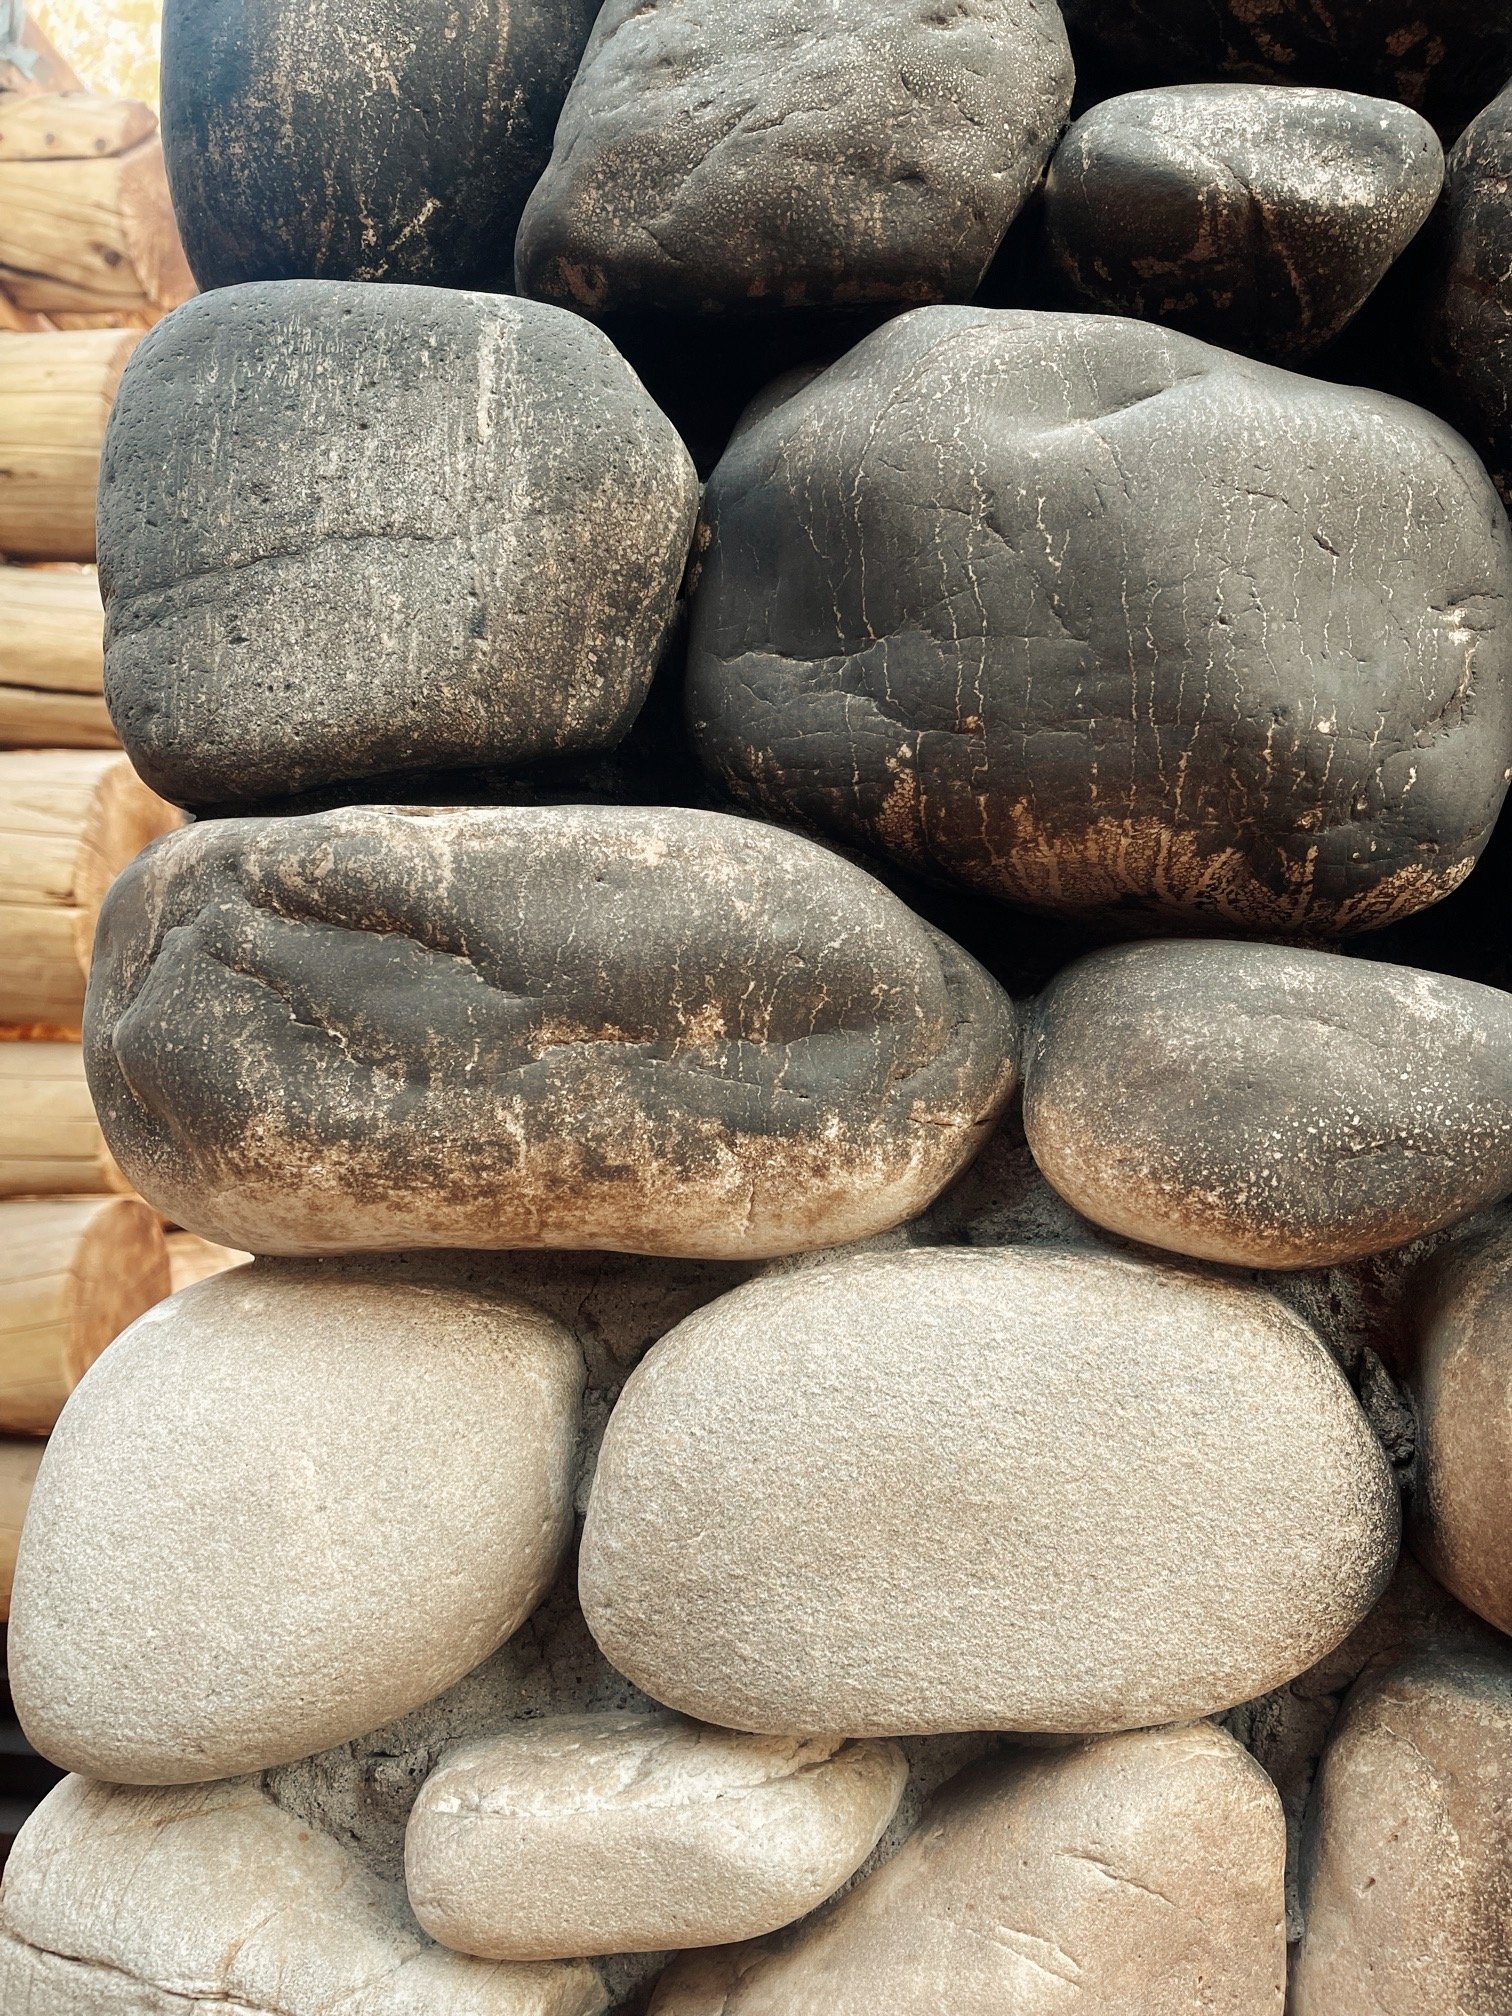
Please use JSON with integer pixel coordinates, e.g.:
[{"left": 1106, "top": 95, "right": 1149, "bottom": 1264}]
[
  {"left": 686, "top": 307, "right": 1512, "bottom": 937},
  {"left": 1425, "top": 81, "right": 1512, "bottom": 507},
  {"left": 647, "top": 1723, "right": 1286, "bottom": 2014},
  {"left": 82, "top": 804, "right": 1019, "bottom": 1259},
  {"left": 98, "top": 284, "right": 699, "bottom": 813},
  {"left": 1044, "top": 86, "right": 1442, "bottom": 362},
  {"left": 161, "top": 0, "right": 600, "bottom": 291},
  {"left": 514, "top": 0, "right": 1073, "bottom": 319}
]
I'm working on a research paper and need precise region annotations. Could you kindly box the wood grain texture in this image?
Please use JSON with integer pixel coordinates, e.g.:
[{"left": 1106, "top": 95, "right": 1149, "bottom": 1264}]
[{"left": 0, "top": 330, "right": 138, "bottom": 558}]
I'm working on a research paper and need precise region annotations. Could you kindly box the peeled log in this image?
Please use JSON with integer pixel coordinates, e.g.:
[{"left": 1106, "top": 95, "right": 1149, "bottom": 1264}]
[
  {"left": 0, "top": 750, "right": 180, "bottom": 1025},
  {"left": 0, "top": 1045, "right": 130, "bottom": 1198},
  {"left": 0, "top": 1440, "right": 41, "bottom": 1619},
  {"left": 165, "top": 1232, "right": 250, "bottom": 1295},
  {"left": 0, "top": 1197, "right": 169, "bottom": 1435},
  {"left": 0, "top": 331, "right": 139, "bottom": 560},
  {"left": 0, "top": 567, "right": 110, "bottom": 750}
]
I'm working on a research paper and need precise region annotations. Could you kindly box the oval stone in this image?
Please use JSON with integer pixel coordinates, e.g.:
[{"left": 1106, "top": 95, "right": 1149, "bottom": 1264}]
[
  {"left": 9, "top": 1263, "right": 584, "bottom": 1782},
  {"left": 83, "top": 805, "right": 1018, "bottom": 1259},
  {"left": 1425, "top": 82, "right": 1512, "bottom": 503},
  {"left": 1021, "top": 941, "right": 1512, "bottom": 1269},
  {"left": 580, "top": 1246, "right": 1399, "bottom": 1735},
  {"left": 406, "top": 1713, "right": 908, "bottom": 1958}
]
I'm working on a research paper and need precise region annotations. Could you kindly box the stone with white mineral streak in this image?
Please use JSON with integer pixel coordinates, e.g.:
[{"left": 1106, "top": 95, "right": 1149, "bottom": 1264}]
[
  {"left": 9, "top": 1263, "right": 583, "bottom": 1783},
  {"left": 580, "top": 1245, "right": 1399, "bottom": 1736}
]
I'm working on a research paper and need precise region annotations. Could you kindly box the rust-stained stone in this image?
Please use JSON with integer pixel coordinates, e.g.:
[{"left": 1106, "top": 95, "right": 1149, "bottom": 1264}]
[
  {"left": 83, "top": 805, "right": 1019, "bottom": 1258},
  {"left": 1291, "top": 1646, "right": 1512, "bottom": 2014},
  {"left": 1021, "top": 940, "right": 1512, "bottom": 1270},
  {"left": 686, "top": 307, "right": 1512, "bottom": 937},
  {"left": 99, "top": 284, "right": 699, "bottom": 813}
]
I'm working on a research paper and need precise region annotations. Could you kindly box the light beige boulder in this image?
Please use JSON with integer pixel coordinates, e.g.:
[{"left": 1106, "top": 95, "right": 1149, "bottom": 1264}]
[
  {"left": 9, "top": 1262, "right": 583, "bottom": 1782},
  {"left": 649, "top": 1723, "right": 1287, "bottom": 2014},
  {"left": 0, "top": 1773, "right": 605, "bottom": 2016},
  {"left": 581, "top": 1246, "right": 1399, "bottom": 1735},
  {"left": 1403, "top": 1221, "right": 1512, "bottom": 1634},
  {"left": 1291, "top": 1646, "right": 1512, "bottom": 2014},
  {"left": 406, "top": 1712, "right": 908, "bottom": 1959}
]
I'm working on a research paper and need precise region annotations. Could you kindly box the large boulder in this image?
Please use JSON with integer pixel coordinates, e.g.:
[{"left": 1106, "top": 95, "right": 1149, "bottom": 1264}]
[
  {"left": 1425, "top": 82, "right": 1512, "bottom": 503},
  {"left": 580, "top": 1246, "right": 1399, "bottom": 1736},
  {"left": 9, "top": 1264, "right": 583, "bottom": 1782},
  {"left": 687, "top": 308, "right": 1512, "bottom": 936},
  {"left": 99, "top": 284, "right": 698, "bottom": 812},
  {"left": 514, "top": 0, "right": 1074, "bottom": 318},
  {"left": 1291, "top": 1646, "right": 1512, "bottom": 2014},
  {"left": 0, "top": 1774, "right": 604, "bottom": 2016},
  {"left": 1021, "top": 941, "right": 1512, "bottom": 1268},
  {"left": 1056, "top": 0, "right": 1512, "bottom": 139},
  {"left": 649, "top": 1725, "right": 1286, "bottom": 2015},
  {"left": 83, "top": 805, "right": 1018, "bottom": 1258},
  {"left": 160, "top": 0, "right": 598, "bottom": 292},
  {"left": 406, "top": 1714, "right": 908, "bottom": 1958},
  {"left": 1045, "top": 86, "right": 1442, "bottom": 361}
]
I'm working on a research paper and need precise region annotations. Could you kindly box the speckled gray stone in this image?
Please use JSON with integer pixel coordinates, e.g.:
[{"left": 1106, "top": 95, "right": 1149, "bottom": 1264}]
[
  {"left": 83, "top": 805, "right": 1019, "bottom": 1258},
  {"left": 99, "top": 284, "right": 699, "bottom": 811},
  {"left": 580, "top": 1245, "right": 1400, "bottom": 1736},
  {"left": 1045, "top": 86, "right": 1442, "bottom": 361},
  {"left": 514, "top": 0, "right": 1074, "bottom": 318},
  {"left": 1426, "top": 82, "right": 1512, "bottom": 505},
  {"left": 1021, "top": 940, "right": 1512, "bottom": 1269},
  {"left": 687, "top": 307, "right": 1512, "bottom": 936}
]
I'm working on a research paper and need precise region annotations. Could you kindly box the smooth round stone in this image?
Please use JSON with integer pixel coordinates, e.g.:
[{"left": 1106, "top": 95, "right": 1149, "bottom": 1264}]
[
  {"left": 1292, "top": 1647, "right": 1512, "bottom": 2015},
  {"left": 406, "top": 1713, "right": 908, "bottom": 1958},
  {"left": 0, "top": 1775, "right": 604, "bottom": 2016},
  {"left": 161, "top": 0, "right": 598, "bottom": 292},
  {"left": 580, "top": 1246, "right": 1399, "bottom": 1736},
  {"left": 1056, "top": 0, "right": 1512, "bottom": 138},
  {"left": 1021, "top": 941, "right": 1512, "bottom": 1269},
  {"left": 9, "top": 1264, "right": 583, "bottom": 1783},
  {"left": 515, "top": 0, "right": 1073, "bottom": 318},
  {"left": 650, "top": 1724, "right": 1286, "bottom": 2015},
  {"left": 1404, "top": 1222, "right": 1512, "bottom": 1634},
  {"left": 1425, "top": 82, "right": 1512, "bottom": 503},
  {"left": 1045, "top": 86, "right": 1442, "bottom": 362},
  {"left": 83, "top": 804, "right": 1018, "bottom": 1259},
  {"left": 99, "top": 284, "right": 698, "bottom": 811},
  {"left": 687, "top": 308, "right": 1512, "bottom": 937}
]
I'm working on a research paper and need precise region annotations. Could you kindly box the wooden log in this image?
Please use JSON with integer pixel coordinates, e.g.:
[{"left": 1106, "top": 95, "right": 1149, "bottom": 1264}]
[
  {"left": 0, "top": 1440, "right": 42, "bottom": 1620},
  {"left": 0, "top": 329, "right": 139, "bottom": 560},
  {"left": 0, "top": 749, "right": 180, "bottom": 1024},
  {"left": 0, "top": 130, "right": 195, "bottom": 316},
  {"left": 0, "top": 1196, "right": 168, "bottom": 1434},
  {"left": 0, "top": 290, "right": 48, "bottom": 330},
  {"left": 0, "top": 1042, "right": 128, "bottom": 1196},
  {"left": 165, "top": 1232, "right": 251, "bottom": 1296},
  {"left": 0, "top": 565, "right": 111, "bottom": 749},
  {"left": 0, "top": 17, "right": 81, "bottom": 98},
  {"left": 0, "top": 92, "right": 157, "bottom": 160}
]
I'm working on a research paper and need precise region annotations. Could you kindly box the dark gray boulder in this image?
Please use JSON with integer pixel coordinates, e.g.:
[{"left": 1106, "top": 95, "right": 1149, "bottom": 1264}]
[
  {"left": 1021, "top": 940, "right": 1512, "bottom": 1269},
  {"left": 160, "top": 0, "right": 599, "bottom": 292},
  {"left": 1045, "top": 86, "right": 1443, "bottom": 362},
  {"left": 99, "top": 284, "right": 699, "bottom": 813},
  {"left": 83, "top": 804, "right": 1019, "bottom": 1259},
  {"left": 1057, "top": 0, "right": 1512, "bottom": 142},
  {"left": 1425, "top": 82, "right": 1512, "bottom": 504},
  {"left": 687, "top": 307, "right": 1512, "bottom": 937},
  {"left": 514, "top": 0, "right": 1075, "bottom": 319}
]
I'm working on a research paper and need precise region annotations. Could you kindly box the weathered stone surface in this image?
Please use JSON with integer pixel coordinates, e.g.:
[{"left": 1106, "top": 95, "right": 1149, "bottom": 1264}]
[
  {"left": 1021, "top": 940, "right": 1512, "bottom": 1269},
  {"left": 9, "top": 1264, "right": 583, "bottom": 1783},
  {"left": 1057, "top": 0, "right": 1512, "bottom": 138},
  {"left": 514, "top": 0, "right": 1074, "bottom": 319},
  {"left": 161, "top": 0, "right": 598, "bottom": 292},
  {"left": 1403, "top": 1220, "right": 1512, "bottom": 1634},
  {"left": 99, "top": 284, "right": 699, "bottom": 812},
  {"left": 1425, "top": 83, "right": 1512, "bottom": 505},
  {"left": 580, "top": 1246, "right": 1399, "bottom": 1736},
  {"left": 649, "top": 1724, "right": 1286, "bottom": 2015},
  {"left": 0, "top": 1774, "right": 604, "bottom": 2016},
  {"left": 687, "top": 308, "right": 1512, "bottom": 936},
  {"left": 407, "top": 1714, "right": 908, "bottom": 1959},
  {"left": 1292, "top": 1646, "right": 1512, "bottom": 2013},
  {"left": 1045, "top": 86, "right": 1442, "bottom": 361},
  {"left": 84, "top": 804, "right": 1017, "bottom": 1259}
]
